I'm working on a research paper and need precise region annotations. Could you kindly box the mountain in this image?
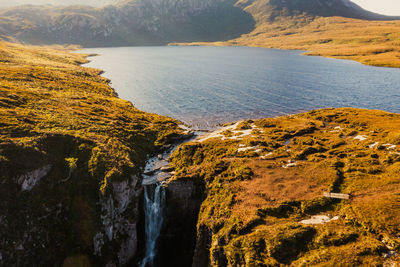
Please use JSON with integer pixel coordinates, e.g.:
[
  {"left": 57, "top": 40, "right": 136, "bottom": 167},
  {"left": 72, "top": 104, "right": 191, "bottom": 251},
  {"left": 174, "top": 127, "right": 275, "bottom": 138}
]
[
  {"left": 174, "top": 0, "right": 400, "bottom": 68},
  {"left": 0, "top": 0, "right": 255, "bottom": 47},
  {"left": 238, "top": 0, "right": 400, "bottom": 21},
  {"left": 0, "top": 0, "right": 399, "bottom": 47},
  {"left": 0, "top": 0, "right": 120, "bottom": 8}
]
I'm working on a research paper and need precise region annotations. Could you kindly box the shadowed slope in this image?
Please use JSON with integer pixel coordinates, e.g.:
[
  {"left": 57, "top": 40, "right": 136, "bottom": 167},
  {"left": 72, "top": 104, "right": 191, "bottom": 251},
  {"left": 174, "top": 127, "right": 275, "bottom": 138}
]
[
  {"left": 0, "top": 0, "right": 255, "bottom": 47},
  {"left": 175, "top": 0, "right": 400, "bottom": 68}
]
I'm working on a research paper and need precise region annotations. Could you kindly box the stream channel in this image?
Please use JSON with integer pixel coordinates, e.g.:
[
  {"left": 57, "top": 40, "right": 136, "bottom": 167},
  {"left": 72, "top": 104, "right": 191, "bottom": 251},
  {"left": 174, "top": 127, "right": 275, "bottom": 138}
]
[{"left": 139, "top": 126, "right": 201, "bottom": 267}]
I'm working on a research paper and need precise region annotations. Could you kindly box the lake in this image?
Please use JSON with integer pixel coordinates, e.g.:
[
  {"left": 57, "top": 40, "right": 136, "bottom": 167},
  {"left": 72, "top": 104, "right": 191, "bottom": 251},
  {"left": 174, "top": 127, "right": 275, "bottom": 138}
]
[{"left": 81, "top": 46, "right": 400, "bottom": 129}]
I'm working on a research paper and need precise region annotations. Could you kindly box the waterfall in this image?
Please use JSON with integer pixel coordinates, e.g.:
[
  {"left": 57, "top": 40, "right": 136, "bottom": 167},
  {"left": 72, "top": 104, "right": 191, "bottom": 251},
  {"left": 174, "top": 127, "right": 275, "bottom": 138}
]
[{"left": 140, "top": 183, "right": 166, "bottom": 267}]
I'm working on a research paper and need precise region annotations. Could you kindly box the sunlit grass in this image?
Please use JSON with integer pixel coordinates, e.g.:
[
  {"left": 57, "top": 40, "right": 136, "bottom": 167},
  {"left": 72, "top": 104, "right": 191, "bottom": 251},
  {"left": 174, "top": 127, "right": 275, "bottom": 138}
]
[
  {"left": 0, "top": 41, "right": 184, "bottom": 193},
  {"left": 174, "top": 15, "right": 400, "bottom": 68},
  {"left": 170, "top": 108, "right": 400, "bottom": 265}
]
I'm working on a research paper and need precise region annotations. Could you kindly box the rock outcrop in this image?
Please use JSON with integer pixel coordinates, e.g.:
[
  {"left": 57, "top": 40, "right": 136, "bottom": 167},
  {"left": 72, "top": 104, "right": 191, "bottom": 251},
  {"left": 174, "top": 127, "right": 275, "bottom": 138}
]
[{"left": 157, "top": 176, "right": 205, "bottom": 266}]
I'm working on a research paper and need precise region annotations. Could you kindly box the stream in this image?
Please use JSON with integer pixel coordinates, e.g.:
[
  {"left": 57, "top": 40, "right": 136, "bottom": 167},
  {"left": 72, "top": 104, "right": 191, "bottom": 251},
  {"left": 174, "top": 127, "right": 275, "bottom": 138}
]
[
  {"left": 139, "top": 128, "right": 198, "bottom": 266},
  {"left": 140, "top": 183, "right": 165, "bottom": 267}
]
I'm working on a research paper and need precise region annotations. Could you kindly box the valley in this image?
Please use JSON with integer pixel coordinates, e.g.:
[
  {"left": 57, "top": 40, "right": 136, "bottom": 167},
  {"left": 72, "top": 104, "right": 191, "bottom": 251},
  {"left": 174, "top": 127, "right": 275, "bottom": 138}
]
[
  {"left": 1, "top": 0, "right": 400, "bottom": 68},
  {"left": 0, "top": 0, "right": 400, "bottom": 266}
]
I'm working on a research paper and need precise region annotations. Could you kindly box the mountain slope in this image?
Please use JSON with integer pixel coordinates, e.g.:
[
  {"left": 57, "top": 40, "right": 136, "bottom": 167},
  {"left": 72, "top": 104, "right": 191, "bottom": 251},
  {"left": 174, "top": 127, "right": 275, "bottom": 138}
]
[
  {"left": 175, "top": 0, "right": 400, "bottom": 68},
  {"left": 0, "top": 0, "right": 120, "bottom": 9},
  {"left": 236, "top": 0, "right": 400, "bottom": 21},
  {"left": 1, "top": 0, "right": 399, "bottom": 48},
  {"left": 0, "top": 0, "right": 255, "bottom": 47}
]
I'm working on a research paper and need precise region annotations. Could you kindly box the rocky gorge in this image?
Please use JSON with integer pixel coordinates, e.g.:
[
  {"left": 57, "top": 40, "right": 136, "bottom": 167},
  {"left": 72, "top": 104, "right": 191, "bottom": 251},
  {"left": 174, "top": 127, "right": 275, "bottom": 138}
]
[
  {"left": 0, "top": 3, "right": 400, "bottom": 262},
  {"left": 0, "top": 41, "right": 194, "bottom": 266}
]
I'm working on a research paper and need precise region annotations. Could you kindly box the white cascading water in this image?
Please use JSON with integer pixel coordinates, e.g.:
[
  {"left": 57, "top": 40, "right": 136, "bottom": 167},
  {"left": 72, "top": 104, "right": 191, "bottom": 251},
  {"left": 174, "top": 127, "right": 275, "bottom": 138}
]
[{"left": 140, "top": 183, "right": 166, "bottom": 267}]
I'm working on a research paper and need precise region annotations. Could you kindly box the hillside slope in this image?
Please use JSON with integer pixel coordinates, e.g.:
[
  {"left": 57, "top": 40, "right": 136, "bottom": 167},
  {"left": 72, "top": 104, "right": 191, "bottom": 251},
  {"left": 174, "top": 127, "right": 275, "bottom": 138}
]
[
  {"left": 234, "top": 0, "right": 400, "bottom": 21},
  {"left": 174, "top": 0, "right": 400, "bottom": 68},
  {"left": 0, "top": 0, "right": 119, "bottom": 9},
  {"left": 0, "top": 41, "right": 188, "bottom": 266},
  {"left": 170, "top": 108, "right": 400, "bottom": 266},
  {"left": 1, "top": 0, "right": 399, "bottom": 48},
  {"left": 0, "top": 0, "right": 255, "bottom": 47}
]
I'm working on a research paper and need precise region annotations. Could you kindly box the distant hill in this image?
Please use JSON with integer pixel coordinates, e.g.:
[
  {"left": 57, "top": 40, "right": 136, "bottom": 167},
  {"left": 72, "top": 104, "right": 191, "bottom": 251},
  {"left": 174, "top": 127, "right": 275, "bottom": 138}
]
[
  {"left": 238, "top": 0, "right": 400, "bottom": 21},
  {"left": 0, "top": 0, "right": 120, "bottom": 8},
  {"left": 174, "top": 0, "right": 400, "bottom": 68},
  {"left": 0, "top": 0, "right": 399, "bottom": 47},
  {"left": 0, "top": 0, "right": 255, "bottom": 47}
]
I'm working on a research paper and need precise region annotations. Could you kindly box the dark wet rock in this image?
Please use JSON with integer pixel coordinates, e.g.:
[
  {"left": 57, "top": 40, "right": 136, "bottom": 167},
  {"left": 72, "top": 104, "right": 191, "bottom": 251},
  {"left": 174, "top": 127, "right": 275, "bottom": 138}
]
[
  {"left": 157, "top": 177, "right": 205, "bottom": 267},
  {"left": 160, "top": 166, "right": 174, "bottom": 172}
]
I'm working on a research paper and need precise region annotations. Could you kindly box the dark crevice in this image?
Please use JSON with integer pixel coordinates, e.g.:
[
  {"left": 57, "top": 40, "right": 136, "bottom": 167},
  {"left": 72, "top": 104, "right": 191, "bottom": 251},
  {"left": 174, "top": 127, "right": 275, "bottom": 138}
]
[{"left": 156, "top": 177, "right": 205, "bottom": 267}]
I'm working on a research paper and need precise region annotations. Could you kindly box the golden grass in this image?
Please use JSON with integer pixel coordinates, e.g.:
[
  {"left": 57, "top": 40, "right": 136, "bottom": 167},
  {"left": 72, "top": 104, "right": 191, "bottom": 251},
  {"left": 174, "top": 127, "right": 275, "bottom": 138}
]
[
  {"left": 0, "top": 41, "right": 189, "bottom": 265},
  {"left": 173, "top": 16, "right": 400, "bottom": 68},
  {"left": 0, "top": 41, "right": 184, "bottom": 192},
  {"left": 171, "top": 108, "right": 400, "bottom": 266},
  {"left": 232, "top": 160, "right": 336, "bottom": 222}
]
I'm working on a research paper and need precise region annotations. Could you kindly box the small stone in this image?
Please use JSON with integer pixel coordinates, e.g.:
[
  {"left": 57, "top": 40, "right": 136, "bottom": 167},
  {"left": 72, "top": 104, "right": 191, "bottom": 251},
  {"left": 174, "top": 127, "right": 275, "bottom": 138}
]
[
  {"left": 157, "top": 172, "right": 171, "bottom": 182},
  {"left": 160, "top": 166, "right": 174, "bottom": 172},
  {"left": 354, "top": 135, "right": 368, "bottom": 141},
  {"left": 369, "top": 142, "right": 379, "bottom": 149},
  {"left": 383, "top": 251, "right": 397, "bottom": 259},
  {"left": 283, "top": 162, "right": 297, "bottom": 168}
]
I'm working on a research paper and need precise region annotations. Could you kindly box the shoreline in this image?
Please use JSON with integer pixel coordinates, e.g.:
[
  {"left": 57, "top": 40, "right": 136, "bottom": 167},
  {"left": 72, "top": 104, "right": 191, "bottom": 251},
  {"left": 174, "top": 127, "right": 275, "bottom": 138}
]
[
  {"left": 170, "top": 16, "right": 400, "bottom": 69},
  {"left": 0, "top": 41, "right": 188, "bottom": 266}
]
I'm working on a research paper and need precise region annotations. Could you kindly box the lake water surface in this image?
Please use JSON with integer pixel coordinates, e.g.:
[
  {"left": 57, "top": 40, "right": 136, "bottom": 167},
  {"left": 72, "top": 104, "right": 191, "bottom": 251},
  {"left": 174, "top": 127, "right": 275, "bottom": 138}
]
[{"left": 82, "top": 46, "right": 400, "bottom": 128}]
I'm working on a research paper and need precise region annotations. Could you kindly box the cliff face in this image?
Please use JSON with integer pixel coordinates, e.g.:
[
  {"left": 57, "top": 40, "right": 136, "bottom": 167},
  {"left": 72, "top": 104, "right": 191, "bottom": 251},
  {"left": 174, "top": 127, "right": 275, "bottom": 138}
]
[
  {"left": 1, "top": 136, "right": 142, "bottom": 266},
  {"left": 0, "top": 41, "right": 186, "bottom": 266},
  {"left": 157, "top": 177, "right": 205, "bottom": 266},
  {"left": 170, "top": 108, "right": 400, "bottom": 266}
]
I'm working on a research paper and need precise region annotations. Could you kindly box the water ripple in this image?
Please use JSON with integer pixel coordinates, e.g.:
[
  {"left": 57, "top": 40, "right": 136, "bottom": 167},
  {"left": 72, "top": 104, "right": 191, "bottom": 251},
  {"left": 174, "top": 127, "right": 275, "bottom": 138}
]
[{"left": 81, "top": 46, "right": 400, "bottom": 129}]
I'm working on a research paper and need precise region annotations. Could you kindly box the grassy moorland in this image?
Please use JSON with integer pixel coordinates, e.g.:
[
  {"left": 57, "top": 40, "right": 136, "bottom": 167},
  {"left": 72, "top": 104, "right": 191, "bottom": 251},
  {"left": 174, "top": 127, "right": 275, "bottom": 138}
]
[
  {"left": 173, "top": 15, "right": 400, "bottom": 68},
  {"left": 0, "top": 41, "right": 186, "bottom": 265},
  {"left": 0, "top": 41, "right": 188, "bottom": 189},
  {"left": 0, "top": 41, "right": 184, "bottom": 189},
  {"left": 170, "top": 108, "right": 400, "bottom": 266}
]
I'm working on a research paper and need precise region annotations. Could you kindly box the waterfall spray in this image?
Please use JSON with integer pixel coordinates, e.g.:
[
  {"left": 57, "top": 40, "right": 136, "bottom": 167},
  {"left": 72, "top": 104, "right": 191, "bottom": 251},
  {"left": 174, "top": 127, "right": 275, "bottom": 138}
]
[{"left": 140, "top": 183, "right": 166, "bottom": 267}]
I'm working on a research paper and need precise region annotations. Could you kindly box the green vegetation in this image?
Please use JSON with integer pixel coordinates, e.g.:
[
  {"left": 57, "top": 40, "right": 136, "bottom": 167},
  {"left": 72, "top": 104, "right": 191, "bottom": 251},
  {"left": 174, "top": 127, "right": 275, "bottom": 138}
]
[
  {"left": 170, "top": 108, "right": 400, "bottom": 266},
  {"left": 0, "top": 41, "right": 184, "bottom": 190},
  {"left": 0, "top": 41, "right": 186, "bottom": 265}
]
